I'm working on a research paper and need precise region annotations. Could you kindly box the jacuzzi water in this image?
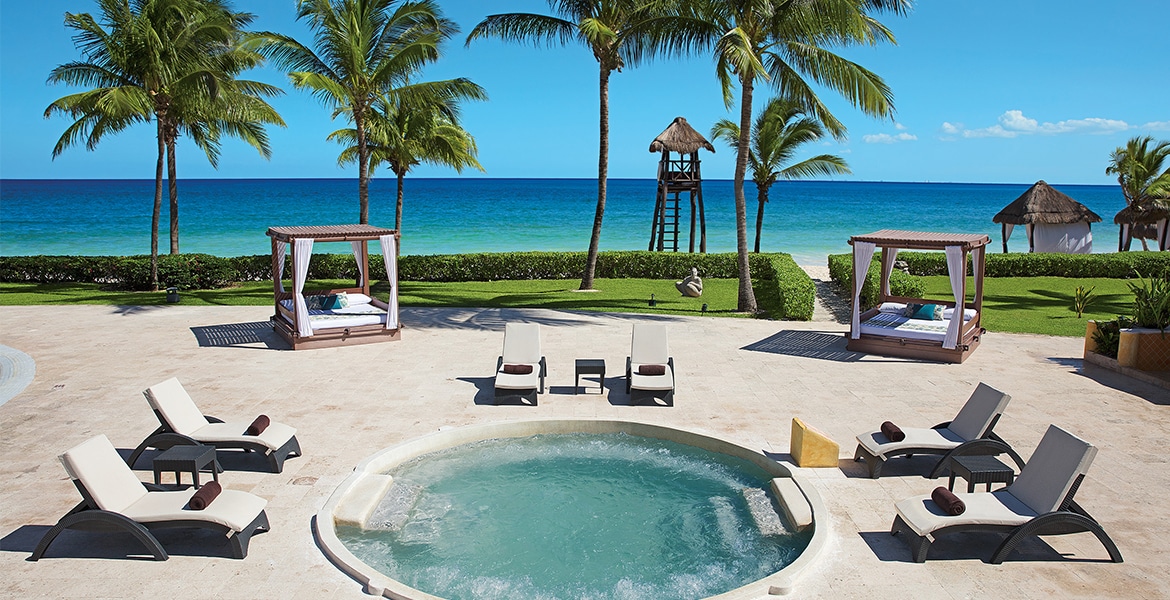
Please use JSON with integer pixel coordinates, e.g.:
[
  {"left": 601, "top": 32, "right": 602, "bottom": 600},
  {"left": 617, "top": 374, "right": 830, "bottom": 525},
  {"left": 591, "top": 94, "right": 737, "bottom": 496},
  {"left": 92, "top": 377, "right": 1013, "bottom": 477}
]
[{"left": 336, "top": 433, "right": 812, "bottom": 600}]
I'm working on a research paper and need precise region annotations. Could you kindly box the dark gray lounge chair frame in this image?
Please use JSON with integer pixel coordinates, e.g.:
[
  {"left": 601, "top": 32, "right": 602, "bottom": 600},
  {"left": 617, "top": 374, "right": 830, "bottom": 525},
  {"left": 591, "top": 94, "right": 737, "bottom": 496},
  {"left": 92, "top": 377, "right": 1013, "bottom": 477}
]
[
  {"left": 493, "top": 356, "right": 547, "bottom": 405},
  {"left": 891, "top": 474, "right": 1123, "bottom": 563},
  {"left": 853, "top": 416, "right": 1024, "bottom": 479},
  {"left": 625, "top": 357, "right": 675, "bottom": 406},
  {"left": 127, "top": 411, "right": 301, "bottom": 474},
  {"left": 30, "top": 480, "right": 269, "bottom": 561}
]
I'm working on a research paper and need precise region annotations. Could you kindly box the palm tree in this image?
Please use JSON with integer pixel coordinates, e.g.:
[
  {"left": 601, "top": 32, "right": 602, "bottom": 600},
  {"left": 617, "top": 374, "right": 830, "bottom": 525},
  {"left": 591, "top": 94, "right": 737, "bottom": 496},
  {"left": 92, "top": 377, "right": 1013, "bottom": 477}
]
[
  {"left": 681, "top": 0, "right": 910, "bottom": 312},
  {"left": 46, "top": 0, "right": 270, "bottom": 289},
  {"left": 711, "top": 96, "right": 850, "bottom": 253},
  {"left": 1107, "top": 135, "right": 1170, "bottom": 251},
  {"left": 257, "top": 0, "right": 481, "bottom": 224},
  {"left": 329, "top": 97, "right": 484, "bottom": 231},
  {"left": 467, "top": 1, "right": 666, "bottom": 291}
]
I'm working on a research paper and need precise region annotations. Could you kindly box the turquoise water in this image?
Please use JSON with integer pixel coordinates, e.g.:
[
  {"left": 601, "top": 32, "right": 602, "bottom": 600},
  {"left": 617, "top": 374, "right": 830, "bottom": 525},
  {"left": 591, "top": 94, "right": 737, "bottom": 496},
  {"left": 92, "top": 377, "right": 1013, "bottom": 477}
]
[
  {"left": 0, "top": 178, "right": 1123, "bottom": 265},
  {"left": 338, "top": 433, "right": 811, "bottom": 600}
]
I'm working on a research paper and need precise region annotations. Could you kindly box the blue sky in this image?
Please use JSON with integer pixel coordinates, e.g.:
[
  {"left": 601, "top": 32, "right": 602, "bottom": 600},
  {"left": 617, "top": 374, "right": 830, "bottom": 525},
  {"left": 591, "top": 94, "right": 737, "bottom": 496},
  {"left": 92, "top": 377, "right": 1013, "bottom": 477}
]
[{"left": 1, "top": 0, "right": 1167, "bottom": 184}]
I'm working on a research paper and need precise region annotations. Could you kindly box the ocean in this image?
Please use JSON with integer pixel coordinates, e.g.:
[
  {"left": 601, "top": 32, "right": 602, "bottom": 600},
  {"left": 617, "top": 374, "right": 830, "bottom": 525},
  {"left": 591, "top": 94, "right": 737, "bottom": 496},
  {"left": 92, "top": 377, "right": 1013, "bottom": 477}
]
[{"left": 0, "top": 178, "right": 1125, "bottom": 266}]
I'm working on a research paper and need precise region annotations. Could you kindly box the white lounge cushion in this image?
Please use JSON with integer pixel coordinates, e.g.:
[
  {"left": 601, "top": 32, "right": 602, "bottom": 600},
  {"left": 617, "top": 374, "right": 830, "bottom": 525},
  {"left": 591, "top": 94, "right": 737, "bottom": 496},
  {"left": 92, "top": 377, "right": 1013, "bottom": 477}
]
[
  {"left": 144, "top": 378, "right": 297, "bottom": 450},
  {"left": 631, "top": 323, "right": 669, "bottom": 365},
  {"left": 191, "top": 421, "right": 298, "bottom": 454},
  {"left": 495, "top": 364, "right": 541, "bottom": 390},
  {"left": 60, "top": 435, "right": 149, "bottom": 513},
  {"left": 856, "top": 426, "right": 965, "bottom": 457},
  {"left": 895, "top": 490, "right": 1035, "bottom": 538},
  {"left": 629, "top": 363, "right": 674, "bottom": 391},
  {"left": 123, "top": 488, "right": 268, "bottom": 533}
]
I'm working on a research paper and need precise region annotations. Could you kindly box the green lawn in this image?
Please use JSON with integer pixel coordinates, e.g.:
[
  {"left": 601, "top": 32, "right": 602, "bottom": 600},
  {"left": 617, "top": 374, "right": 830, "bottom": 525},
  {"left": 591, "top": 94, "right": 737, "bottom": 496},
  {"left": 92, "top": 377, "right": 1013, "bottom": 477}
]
[
  {"left": 0, "top": 278, "right": 768, "bottom": 318},
  {"left": 919, "top": 276, "right": 1134, "bottom": 337}
]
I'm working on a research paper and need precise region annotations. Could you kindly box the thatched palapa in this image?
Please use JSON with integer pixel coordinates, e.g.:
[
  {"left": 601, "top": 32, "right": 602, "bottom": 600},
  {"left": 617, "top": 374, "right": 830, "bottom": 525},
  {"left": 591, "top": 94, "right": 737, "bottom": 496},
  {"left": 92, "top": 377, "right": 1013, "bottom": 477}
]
[
  {"left": 648, "top": 117, "right": 715, "bottom": 154},
  {"left": 992, "top": 180, "right": 1100, "bottom": 254},
  {"left": 1113, "top": 203, "right": 1170, "bottom": 251}
]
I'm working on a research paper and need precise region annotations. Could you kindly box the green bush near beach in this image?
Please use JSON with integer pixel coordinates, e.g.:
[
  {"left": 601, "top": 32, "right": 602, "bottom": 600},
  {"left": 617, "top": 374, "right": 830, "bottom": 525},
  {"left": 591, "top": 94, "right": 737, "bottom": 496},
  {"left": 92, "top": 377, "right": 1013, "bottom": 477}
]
[
  {"left": 0, "top": 251, "right": 816, "bottom": 320},
  {"left": 898, "top": 250, "right": 1170, "bottom": 278}
]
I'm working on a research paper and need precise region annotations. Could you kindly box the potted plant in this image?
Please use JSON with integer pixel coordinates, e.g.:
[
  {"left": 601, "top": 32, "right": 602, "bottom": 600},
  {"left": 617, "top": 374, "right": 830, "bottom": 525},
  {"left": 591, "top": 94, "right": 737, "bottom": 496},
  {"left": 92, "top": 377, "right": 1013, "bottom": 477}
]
[{"left": 1117, "top": 273, "right": 1170, "bottom": 371}]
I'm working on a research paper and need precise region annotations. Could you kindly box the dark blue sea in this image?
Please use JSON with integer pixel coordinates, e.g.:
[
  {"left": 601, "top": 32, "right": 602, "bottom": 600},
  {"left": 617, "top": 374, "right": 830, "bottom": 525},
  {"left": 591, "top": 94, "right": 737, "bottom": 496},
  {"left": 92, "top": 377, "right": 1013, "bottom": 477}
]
[{"left": 0, "top": 178, "right": 1125, "bottom": 265}]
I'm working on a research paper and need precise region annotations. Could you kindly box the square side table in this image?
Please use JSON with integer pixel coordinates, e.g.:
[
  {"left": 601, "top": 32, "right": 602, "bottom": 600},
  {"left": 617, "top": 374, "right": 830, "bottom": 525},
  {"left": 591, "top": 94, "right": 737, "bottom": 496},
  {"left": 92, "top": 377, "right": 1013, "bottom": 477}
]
[
  {"left": 574, "top": 359, "right": 606, "bottom": 395},
  {"left": 153, "top": 445, "right": 219, "bottom": 488},
  {"left": 948, "top": 454, "right": 1015, "bottom": 493}
]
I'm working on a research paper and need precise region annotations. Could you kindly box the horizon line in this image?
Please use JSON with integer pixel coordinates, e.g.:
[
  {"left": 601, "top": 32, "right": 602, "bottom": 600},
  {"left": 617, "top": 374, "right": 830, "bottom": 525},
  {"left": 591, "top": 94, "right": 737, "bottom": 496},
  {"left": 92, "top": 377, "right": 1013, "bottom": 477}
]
[{"left": 0, "top": 177, "right": 1118, "bottom": 188}]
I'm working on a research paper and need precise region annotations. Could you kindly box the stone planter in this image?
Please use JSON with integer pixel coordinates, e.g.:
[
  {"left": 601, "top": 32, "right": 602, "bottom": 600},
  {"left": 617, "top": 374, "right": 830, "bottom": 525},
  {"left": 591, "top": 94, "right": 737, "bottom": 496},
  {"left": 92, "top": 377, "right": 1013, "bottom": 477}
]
[
  {"left": 1117, "top": 327, "right": 1170, "bottom": 372},
  {"left": 1084, "top": 320, "right": 1100, "bottom": 355}
]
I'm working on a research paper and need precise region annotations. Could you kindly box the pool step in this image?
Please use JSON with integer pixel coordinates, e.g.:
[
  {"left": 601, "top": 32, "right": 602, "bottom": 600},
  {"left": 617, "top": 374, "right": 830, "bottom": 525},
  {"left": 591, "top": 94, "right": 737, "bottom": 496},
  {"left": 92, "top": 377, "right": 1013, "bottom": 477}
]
[
  {"left": 771, "top": 477, "right": 813, "bottom": 532},
  {"left": 333, "top": 474, "right": 394, "bottom": 528}
]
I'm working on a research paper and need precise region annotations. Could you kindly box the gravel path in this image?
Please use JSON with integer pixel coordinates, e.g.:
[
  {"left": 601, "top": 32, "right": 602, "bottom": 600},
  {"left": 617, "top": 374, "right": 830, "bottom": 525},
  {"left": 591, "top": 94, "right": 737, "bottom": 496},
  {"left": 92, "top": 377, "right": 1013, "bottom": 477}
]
[{"left": 801, "top": 265, "right": 851, "bottom": 323}]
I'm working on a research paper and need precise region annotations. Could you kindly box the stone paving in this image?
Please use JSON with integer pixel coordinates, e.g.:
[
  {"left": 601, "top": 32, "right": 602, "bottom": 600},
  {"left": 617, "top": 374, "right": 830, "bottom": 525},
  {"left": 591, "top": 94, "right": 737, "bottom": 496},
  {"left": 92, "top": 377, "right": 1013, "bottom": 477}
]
[{"left": 0, "top": 304, "right": 1167, "bottom": 599}]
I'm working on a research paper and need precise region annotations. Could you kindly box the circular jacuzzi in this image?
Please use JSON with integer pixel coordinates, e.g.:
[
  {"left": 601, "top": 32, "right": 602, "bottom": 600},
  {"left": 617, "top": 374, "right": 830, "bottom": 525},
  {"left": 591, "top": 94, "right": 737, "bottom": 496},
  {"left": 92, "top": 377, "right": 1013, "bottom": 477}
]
[{"left": 316, "top": 420, "right": 828, "bottom": 599}]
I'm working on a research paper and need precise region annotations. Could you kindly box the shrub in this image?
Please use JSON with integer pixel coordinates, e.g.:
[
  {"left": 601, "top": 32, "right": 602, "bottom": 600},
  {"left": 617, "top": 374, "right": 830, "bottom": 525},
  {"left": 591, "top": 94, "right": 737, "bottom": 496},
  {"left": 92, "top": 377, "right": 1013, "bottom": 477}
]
[
  {"left": 826, "top": 254, "right": 925, "bottom": 309},
  {"left": 897, "top": 251, "right": 1170, "bottom": 278},
  {"left": 1091, "top": 318, "right": 1132, "bottom": 359},
  {"left": 752, "top": 254, "right": 815, "bottom": 320},
  {"left": 1129, "top": 273, "right": 1170, "bottom": 330}
]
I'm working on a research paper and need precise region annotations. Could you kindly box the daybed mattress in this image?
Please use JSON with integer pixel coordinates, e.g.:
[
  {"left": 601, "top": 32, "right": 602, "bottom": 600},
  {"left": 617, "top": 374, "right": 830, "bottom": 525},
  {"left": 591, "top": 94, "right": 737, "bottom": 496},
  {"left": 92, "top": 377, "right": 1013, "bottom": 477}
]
[
  {"left": 280, "top": 299, "right": 387, "bottom": 330},
  {"left": 859, "top": 303, "right": 978, "bottom": 342}
]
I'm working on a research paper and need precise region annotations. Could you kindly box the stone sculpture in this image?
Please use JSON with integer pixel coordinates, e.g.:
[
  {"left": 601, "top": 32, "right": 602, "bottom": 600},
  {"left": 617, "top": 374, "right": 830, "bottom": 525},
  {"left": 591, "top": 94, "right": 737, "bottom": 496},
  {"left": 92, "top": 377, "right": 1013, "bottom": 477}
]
[{"left": 675, "top": 267, "right": 703, "bottom": 297}]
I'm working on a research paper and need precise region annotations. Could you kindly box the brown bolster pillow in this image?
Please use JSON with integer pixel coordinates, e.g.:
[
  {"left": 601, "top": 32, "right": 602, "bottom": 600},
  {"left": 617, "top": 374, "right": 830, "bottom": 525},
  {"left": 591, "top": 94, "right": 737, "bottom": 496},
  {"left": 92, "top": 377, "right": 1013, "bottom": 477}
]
[
  {"left": 188, "top": 480, "right": 222, "bottom": 511},
  {"left": 503, "top": 364, "right": 533, "bottom": 375},
  {"left": 880, "top": 421, "right": 905, "bottom": 442},
  {"left": 246, "top": 415, "right": 270, "bottom": 436},
  {"left": 931, "top": 486, "right": 966, "bottom": 516},
  {"left": 638, "top": 364, "right": 666, "bottom": 376}
]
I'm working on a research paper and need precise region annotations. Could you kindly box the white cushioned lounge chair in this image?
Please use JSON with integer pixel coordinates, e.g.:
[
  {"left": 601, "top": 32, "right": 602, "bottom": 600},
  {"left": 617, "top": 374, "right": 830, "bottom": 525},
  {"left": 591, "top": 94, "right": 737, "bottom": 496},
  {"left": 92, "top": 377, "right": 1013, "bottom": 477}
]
[
  {"left": 625, "top": 323, "right": 674, "bottom": 405},
  {"left": 891, "top": 424, "right": 1122, "bottom": 563},
  {"left": 854, "top": 382, "right": 1020, "bottom": 478},
  {"left": 32, "top": 434, "right": 269, "bottom": 561},
  {"left": 128, "top": 378, "right": 301, "bottom": 473},
  {"left": 493, "top": 323, "right": 546, "bottom": 405}
]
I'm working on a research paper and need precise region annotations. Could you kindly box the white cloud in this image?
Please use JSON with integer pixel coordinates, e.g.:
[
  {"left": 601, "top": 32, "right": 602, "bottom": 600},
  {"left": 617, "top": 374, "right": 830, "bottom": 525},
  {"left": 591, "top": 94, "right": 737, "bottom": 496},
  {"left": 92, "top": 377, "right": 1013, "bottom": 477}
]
[
  {"left": 1143, "top": 121, "right": 1170, "bottom": 131},
  {"left": 941, "top": 110, "right": 1135, "bottom": 139},
  {"left": 863, "top": 132, "right": 917, "bottom": 144},
  {"left": 894, "top": 122, "right": 907, "bottom": 131}
]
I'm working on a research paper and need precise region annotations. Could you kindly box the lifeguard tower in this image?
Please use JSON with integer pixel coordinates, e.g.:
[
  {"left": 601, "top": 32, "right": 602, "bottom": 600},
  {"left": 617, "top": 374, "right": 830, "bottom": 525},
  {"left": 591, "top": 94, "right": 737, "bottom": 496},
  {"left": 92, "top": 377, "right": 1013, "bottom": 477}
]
[{"left": 647, "top": 117, "right": 715, "bottom": 253}]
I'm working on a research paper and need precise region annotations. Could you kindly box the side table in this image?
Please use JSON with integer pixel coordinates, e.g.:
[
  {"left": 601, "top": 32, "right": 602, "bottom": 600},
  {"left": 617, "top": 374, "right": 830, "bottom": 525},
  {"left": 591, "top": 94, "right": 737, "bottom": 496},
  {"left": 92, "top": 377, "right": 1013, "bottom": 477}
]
[
  {"left": 574, "top": 359, "right": 606, "bottom": 394},
  {"left": 153, "top": 445, "right": 220, "bottom": 488},
  {"left": 947, "top": 454, "right": 1015, "bottom": 493}
]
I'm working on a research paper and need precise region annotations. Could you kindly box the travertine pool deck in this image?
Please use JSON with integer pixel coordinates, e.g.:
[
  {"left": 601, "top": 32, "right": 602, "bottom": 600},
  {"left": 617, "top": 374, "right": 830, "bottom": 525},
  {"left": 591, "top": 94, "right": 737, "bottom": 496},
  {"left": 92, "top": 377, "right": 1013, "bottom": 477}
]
[{"left": 0, "top": 305, "right": 1167, "bottom": 599}]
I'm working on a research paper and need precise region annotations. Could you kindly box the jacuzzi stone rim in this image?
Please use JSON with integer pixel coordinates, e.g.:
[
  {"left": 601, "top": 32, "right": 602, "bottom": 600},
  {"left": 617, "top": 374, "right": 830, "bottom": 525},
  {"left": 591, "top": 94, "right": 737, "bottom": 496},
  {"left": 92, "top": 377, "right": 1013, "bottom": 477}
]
[{"left": 315, "top": 419, "right": 829, "bottom": 599}]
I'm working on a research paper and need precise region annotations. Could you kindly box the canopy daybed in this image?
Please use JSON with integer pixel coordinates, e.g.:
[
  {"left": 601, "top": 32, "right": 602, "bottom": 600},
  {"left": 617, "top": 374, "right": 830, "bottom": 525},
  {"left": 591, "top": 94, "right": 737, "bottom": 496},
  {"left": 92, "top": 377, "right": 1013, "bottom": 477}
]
[
  {"left": 267, "top": 225, "right": 400, "bottom": 350},
  {"left": 847, "top": 230, "right": 990, "bottom": 364}
]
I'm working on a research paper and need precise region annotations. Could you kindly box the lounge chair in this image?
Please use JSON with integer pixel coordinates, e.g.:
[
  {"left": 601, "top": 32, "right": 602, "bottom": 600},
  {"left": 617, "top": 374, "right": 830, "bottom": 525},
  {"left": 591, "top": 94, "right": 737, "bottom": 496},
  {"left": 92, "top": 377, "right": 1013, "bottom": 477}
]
[
  {"left": 493, "top": 323, "right": 546, "bottom": 405},
  {"left": 625, "top": 323, "right": 674, "bottom": 405},
  {"left": 31, "top": 434, "right": 269, "bottom": 561},
  {"left": 127, "top": 378, "right": 301, "bottom": 473},
  {"left": 891, "top": 424, "right": 1123, "bottom": 563},
  {"left": 853, "top": 382, "right": 1020, "bottom": 478}
]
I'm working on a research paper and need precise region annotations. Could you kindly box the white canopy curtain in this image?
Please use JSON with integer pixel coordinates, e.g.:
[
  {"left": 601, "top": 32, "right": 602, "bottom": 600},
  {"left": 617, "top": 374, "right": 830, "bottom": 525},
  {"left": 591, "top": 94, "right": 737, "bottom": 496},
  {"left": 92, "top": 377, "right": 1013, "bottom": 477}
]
[
  {"left": 880, "top": 247, "right": 900, "bottom": 297},
  {"left": 851, "top": 241, "right": 876, "bottom": 339},
  {"left": 350, "top": 241, "right": 365, "bottom": 287},
  {"left": 293, "top": 238, "right": 314, "bottom": 338},
  {"left": 380, "top": 234, "right": 399, "bottom": 330},
  {"left": 275, "top": 241, "right": 287, "bottom": 293},
  {"left": 943, "top": 245, "right": 965, "bottom": 349}
]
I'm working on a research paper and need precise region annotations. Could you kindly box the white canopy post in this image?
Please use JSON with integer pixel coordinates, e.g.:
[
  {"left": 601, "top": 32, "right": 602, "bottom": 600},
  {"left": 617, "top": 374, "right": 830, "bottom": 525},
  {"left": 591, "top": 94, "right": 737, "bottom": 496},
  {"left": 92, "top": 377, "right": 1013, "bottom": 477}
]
[
  {"left": 275, "top": 241, "right": 288, "bottom": 293},
  {"left": 880, "top": 247, "right": 900, "bottom": 298},
  {"left": 943, "top": 245, "right": 965, "bottom": 349},
  {"left": 850, "top": 241, "right": 876, "bottom": 339},
  {"left": 293, "top": 238, "right": 314, "bottom": 339},
  {"left": 350, "top": 240, "right": 365, "bottom": 288},
  {"left": 380, "top": 234, "right": 399, "bottom": 330}
]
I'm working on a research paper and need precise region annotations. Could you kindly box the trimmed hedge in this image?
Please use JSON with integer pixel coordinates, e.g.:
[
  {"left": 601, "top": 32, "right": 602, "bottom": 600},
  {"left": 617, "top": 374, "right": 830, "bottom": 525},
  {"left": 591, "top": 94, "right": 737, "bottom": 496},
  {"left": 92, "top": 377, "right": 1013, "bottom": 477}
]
[
  {"left": 827, "top": 253, "right": 925, "bottom": 309},
  {"left": 0, "top": 252, "right": 817, "bottom": 319},
  {"left": 898, "top": 251, "right": 1170, "bottom": 278}
]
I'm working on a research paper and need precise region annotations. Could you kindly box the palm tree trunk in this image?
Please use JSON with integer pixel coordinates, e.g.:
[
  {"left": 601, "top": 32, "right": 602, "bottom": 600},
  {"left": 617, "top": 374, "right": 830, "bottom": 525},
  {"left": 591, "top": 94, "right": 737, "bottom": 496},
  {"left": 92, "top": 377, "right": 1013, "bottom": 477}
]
[
  {"left": 754, "top": 184, "right": 767, "bottom": 253},
  {"left": 580, "top": 66, "right": 610, "bottom": 291},
  {"left": 151, "top": 121, "right": 164, "bottom": 291},
  {"left": 167, "top": 135, "right": 179, "bottom": 254},
  {"left": 356, "top": 108, "right": 370, "bottom": 224},
  {"left": 395, "top": 170, "right": 405, "bottom": 232},
  {"left": 734, "top": 78, "right": 758, "bottom": 311}
]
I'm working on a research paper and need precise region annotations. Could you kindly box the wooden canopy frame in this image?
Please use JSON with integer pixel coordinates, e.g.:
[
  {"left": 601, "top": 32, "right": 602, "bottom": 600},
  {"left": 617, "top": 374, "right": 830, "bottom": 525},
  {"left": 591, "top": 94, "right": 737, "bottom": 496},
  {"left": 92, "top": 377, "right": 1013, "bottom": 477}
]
[
  {"left": 267, "top": 224, "right": 401, "bottom": 350},
  {"left": 847, "top": 230, "right": 990, "bottom": 364}
]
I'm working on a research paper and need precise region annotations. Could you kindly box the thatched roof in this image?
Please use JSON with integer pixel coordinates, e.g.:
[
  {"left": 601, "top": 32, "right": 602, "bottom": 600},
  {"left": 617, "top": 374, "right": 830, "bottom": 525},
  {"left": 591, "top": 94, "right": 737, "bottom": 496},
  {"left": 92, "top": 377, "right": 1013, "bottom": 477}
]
[
  {"left": 649, "top": 117, "right": 715, "bottom": 154},
  {"left": 1113, "top": 203, "right": 1170, "bottom": 225},
  {"left": 992, "top": 180, "right": 1101, "bottom": 225}
]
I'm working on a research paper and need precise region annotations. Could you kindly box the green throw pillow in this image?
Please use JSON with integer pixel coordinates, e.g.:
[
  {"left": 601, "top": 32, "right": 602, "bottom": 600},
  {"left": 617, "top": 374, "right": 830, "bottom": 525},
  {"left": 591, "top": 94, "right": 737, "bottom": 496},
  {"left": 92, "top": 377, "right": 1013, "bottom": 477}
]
[{"left": 904, "top": 303, "right": 943, "bottom": 320}]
